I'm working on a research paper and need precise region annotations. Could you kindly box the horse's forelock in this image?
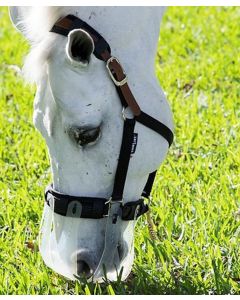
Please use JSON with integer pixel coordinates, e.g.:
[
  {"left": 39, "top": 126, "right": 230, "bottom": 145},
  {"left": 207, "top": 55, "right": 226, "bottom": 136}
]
[
  {"left": 22, "top": 7, "right": 74, "bottom": 83},
  {"left": 22, "top": 7, "right": 69, "bottom": 43}
]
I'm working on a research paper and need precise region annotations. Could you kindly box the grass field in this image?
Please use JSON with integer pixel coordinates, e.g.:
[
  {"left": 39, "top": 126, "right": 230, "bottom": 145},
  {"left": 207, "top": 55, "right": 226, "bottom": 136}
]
[{"left": 0, "top": 6, "right": 240, "bottom": 295}]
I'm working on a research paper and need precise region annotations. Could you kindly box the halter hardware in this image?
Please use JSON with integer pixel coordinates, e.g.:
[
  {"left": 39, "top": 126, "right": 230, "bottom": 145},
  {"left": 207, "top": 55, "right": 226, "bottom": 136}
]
[
  {"left": 105, "top": 197, "right": 123, "bottom": 205},
  {"left": 122, "top": 107, "right": 134, "bottom": 121},
  {"left": 106, "top": 56, "right": 127, "bottom": 87}
]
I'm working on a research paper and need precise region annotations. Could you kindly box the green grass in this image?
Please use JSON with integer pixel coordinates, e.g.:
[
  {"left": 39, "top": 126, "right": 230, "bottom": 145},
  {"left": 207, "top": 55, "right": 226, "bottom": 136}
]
[{"left": 0, "top": 6, "right": 240, "bottom": 295}]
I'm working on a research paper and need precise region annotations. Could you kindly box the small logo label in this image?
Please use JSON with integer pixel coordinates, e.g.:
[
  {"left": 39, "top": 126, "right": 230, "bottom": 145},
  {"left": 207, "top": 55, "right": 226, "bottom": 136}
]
[{"left": 131, "top": 133, "right": 138, "bottom": 155}]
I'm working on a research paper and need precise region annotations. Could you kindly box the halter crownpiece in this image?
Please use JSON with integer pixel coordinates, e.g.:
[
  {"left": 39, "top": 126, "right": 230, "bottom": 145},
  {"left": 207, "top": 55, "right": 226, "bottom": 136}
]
[{"left": 44, "top": 15, "right": 173, "bottom": 278}]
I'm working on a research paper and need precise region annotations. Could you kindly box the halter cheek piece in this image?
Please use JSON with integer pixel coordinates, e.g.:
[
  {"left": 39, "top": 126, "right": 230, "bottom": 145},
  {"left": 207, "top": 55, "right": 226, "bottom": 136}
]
[{"left": 45, "top": 15, "right": 174, "bottom": 222}]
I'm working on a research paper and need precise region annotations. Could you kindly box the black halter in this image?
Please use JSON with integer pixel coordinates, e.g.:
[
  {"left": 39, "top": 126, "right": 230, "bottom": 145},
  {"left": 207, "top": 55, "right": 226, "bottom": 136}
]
[{"left": 45, "top": 15, "right": 174, "bottom": 222}]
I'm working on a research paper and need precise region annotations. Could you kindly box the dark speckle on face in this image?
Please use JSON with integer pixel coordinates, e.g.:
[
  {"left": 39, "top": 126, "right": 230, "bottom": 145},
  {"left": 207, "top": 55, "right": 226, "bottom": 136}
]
[{"left": 89, "top": 11, "right": 96, "bottom": 20}]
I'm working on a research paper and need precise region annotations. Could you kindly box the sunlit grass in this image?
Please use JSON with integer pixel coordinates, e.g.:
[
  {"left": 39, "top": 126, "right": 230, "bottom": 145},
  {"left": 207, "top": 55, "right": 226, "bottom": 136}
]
[{"left": 0, "top": 6, "right": 239, "bottom": 294}]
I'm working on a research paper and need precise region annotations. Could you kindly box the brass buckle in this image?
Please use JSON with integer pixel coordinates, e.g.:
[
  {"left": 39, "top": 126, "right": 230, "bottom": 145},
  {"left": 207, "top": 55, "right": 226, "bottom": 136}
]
[{"left": 106, "top": 57, "right": 127, "bottom": 87}]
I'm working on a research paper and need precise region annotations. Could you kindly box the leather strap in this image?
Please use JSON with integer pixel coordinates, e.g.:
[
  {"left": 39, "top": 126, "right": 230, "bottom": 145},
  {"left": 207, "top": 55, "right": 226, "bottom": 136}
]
[
  {"left": 104, "top": 56, "right": 141, "bottom": 116},
  {"left": 50, "top": 15, "right": 111, "bottom": 60}
]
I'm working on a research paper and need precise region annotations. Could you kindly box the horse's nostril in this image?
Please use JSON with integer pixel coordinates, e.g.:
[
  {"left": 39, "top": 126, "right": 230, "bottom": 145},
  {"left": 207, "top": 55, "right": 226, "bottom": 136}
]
[
  {"left": 68, "top": 126, "right": 101, "bottom": 146},
  {"left": 77, "top": 260, "right": 92, "bottom": 278}
]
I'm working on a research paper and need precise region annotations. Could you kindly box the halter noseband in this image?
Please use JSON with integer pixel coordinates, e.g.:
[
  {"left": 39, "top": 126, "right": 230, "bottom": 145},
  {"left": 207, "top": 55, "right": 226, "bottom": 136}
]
[{"left": 45, "top": 14, "right": 174, "bottom": 222}]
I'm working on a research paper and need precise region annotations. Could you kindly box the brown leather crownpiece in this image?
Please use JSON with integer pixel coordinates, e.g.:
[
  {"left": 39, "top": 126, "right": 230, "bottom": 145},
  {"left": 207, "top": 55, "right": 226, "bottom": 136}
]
[
  {"left": 54, "top": 17, "right": 73, "bottom": 29},
  {"left": 119, "top": 84, "right": 141, "bottom": 116},
  {"left": 106, "top": 57, "right": 141, "bottom": 116},
  {"left": 55, "top": 16, "right": 100, "bottom": 44},
  {"left": 101, "top": 50, "right": 111, "bottom": 61}
]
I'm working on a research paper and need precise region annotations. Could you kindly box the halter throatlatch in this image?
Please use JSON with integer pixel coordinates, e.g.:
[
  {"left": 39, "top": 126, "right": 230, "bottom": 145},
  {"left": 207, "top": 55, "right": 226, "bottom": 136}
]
[{"left": 45, "top": 14, "right": 174, "bottom": 279}]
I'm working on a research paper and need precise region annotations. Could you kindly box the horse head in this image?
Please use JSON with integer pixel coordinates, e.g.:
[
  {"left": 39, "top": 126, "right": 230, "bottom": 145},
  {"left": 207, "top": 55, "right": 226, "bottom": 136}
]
[{"left": 9, "top": 6, "right": 173, "bottom": 282}]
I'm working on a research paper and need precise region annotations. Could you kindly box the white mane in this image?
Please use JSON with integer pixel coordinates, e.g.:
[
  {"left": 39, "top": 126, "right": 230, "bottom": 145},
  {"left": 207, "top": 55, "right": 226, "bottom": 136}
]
[{"left": 21, "top": 7, "right": 75, "bottom": 83}]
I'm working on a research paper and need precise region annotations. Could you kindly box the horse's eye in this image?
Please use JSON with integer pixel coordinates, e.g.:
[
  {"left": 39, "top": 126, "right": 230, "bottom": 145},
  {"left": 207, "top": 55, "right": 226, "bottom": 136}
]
[
  {"left": 66, "top": 29, "right": 94, "bottom": 66},
  {"left": 68, "top": 126, "right": 101, "bottom": 146}
]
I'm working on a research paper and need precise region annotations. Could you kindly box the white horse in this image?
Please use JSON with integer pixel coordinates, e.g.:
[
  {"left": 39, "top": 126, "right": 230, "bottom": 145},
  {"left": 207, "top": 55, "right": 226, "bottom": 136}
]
[{"left": 9, "top": 6, "right": 173, "bottom": 283}]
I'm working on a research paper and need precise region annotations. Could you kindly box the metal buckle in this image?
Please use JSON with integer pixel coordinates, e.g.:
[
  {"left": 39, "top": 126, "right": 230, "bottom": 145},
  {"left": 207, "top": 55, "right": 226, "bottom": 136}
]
[
  {"left": 105, "top": 197, "right": 123, "bottom": 205},
  {"left": 106, "top": 56, "right": 127, "bottom": 87},
  {"left": 103, "top": 197, "right": 123, "bottom": 218},
  {"left": 122, "top": 106, "right": 134, "bottom": 121},
  {"left": 122, "top": 107, "right": 127, "bottom": 121}
]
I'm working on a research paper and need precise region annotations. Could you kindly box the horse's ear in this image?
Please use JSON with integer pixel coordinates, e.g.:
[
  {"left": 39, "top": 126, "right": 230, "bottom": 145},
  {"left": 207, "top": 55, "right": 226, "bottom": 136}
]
[
  {"left": 9, "top": 6, "right": 31, "bottom": 36},
  {"left": 66, "top": 29, "right": 95, "bottom": 66}
]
